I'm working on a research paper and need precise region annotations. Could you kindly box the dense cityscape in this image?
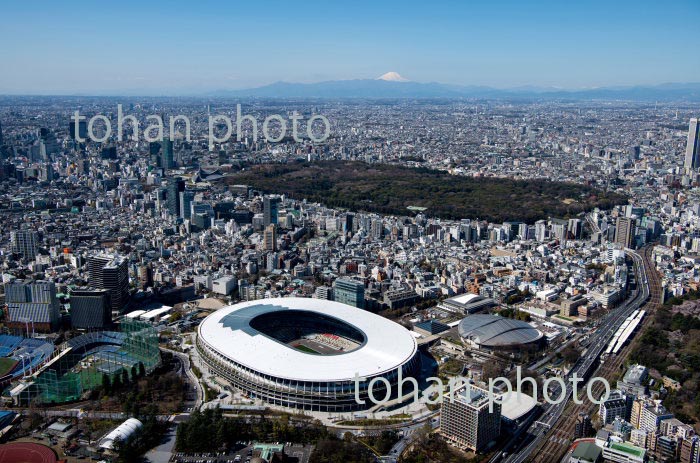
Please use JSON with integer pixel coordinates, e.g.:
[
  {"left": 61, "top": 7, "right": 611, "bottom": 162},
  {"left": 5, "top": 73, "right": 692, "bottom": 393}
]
[
  {"left": 0, "top": 96, "right": 698, "bottom": 463},
  {"left": 1, "top": 1, "right": 700, "bottom": 463}
]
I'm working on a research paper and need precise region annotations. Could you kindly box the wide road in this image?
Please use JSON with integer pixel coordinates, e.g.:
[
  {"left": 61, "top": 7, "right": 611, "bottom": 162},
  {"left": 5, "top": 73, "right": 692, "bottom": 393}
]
[
  {"left": 161, "top": 346, "right": 204, "bottom": 410},
  {"left": 491, "top": 246, "right": 652, "bottom": 463}
]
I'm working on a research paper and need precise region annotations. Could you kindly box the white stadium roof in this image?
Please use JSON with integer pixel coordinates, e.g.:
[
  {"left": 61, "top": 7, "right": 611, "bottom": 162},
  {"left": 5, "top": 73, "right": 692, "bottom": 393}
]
[{"left": 198, "top": 298, "right": 417, "bottom": 382}]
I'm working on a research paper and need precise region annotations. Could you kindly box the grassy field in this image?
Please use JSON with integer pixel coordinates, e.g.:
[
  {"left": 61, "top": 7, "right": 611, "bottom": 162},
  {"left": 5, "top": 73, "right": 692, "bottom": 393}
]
[{"left": 293, "top": 344, "right": 321, "bottom": 354}]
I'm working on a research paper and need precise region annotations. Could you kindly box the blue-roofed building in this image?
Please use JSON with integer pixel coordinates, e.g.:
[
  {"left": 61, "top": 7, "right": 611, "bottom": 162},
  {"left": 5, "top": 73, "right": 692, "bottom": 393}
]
[{"left": 0, "top": 410, "right": 17, "bottom": 429}]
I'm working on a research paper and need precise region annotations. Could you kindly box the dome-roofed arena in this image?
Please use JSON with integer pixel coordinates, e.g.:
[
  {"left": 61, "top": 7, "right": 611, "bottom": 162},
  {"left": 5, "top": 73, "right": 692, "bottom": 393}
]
[
  {"left": 197, "top": 298, "right": 420, "bottom": 412},
  {"left": 458, "top": 314, "right": 544, "bottom": 351}
]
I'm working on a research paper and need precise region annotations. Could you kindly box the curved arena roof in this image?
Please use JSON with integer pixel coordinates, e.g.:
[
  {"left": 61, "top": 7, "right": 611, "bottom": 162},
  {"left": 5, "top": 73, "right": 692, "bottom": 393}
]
[
  {"left": 198, "top": 298, "right": 417, "bottom": 382},
  {"left": 500, "top": 392, "right": 538, "bottom": 421},
  {"left": 458, "top": 314, "right": 543, "bottom": 348},
  {"left": 99, "top": 418, "right": 143, "bottom": 450}
]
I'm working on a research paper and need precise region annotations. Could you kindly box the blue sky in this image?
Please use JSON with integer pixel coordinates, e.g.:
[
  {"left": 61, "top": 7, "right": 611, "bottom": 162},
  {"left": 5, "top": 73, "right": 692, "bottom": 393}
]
[{"left": 0, "top": 0, "right": 698, "bottom": 94}]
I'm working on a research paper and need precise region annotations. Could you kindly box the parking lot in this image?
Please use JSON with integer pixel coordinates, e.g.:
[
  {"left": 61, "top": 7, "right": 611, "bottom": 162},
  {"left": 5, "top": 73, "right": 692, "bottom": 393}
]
[{"left": 170, "top": 443, "right": 313, "bottom": 463}]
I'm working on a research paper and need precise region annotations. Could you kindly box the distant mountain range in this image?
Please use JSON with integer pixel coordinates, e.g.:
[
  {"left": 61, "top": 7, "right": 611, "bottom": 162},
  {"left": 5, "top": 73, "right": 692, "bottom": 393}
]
[{"left": 211, "top": 79, "right": 700, "bottom": 101}]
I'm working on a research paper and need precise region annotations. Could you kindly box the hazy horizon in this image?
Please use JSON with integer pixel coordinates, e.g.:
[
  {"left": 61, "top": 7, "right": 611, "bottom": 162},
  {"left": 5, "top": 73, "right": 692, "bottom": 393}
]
[{"left": 1, "top": 0, "right": 699, "bottom": 95}]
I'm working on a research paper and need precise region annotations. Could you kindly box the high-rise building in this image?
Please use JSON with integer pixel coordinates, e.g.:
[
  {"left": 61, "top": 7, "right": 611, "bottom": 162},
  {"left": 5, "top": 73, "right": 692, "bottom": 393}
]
[
  {"left": 70, "top": 289, "right": 112, "bottom": 330},
  {"left": 263, "top": 224, "right": 277, "bottom": 251},
  {"left": 164, "top": 178, "right": 185, "bottom": 216},
  {"left": 630, "top": 398, "right": 646, "bottom": 429},
  {"left": 599, "top": 390, "right": 628, "bottom": 424},
  {"left": 0, "top": 119, "right": 3, "bottom": 145},
  {"left": 614, "top": 216, "right": 636, "bottom": 249},
  {"left": 88, "top": 253, "right": 130, "bottom": 312},
  {"left": 263, "top": 196, "right": 279, "bottom": 226},
  {"left": 333, "top": 278, "right": 365, "bottom": 309},
  {"left": 440, "top": 384, "right": 501, "bottom": 451},
  {"left": 575, "top": 413, "right": 594, "bottom": 438},
  {"left": 568, "top": 218, "right": 583, "bottom": 240},
  {"left": 5, "top": 280, "right": 60, "bottom": 332},
  {"left": 535, "top": 220, "right": 547, "bottom": 242},
  {"left": 549, "top": 218, "right": 567, "bottom": 242},
  {"left": 680, "top": 436, "right": 700, "bottom": 463},
  {"left": 639, "top": 402, "right": 674, "bottom": 432},
  {"left": 344, "top": 213, "right": 354, "bottom": 235},
  {"left": 191, "top": 203, "right": 214, "bottom": 230},
  {"left": 149, "top": 141, "right": 161, "bottom": 155},
  {"left": 657, "top": 435, "right": 680, "bottom": 462},
  {"left": 11, "top": 230, "right": 39, "bottom": 260},
  {"left": 179, "top": 190, "right": 195, "bottom": 220},
  {"left": 684, "top": 118, "right": 700, "bottom": 171},
  {"left": 162, "top": 139, "right": 174, "bottom": 169},
  {"left": 69, "top": 120, "right": 87, "bottom": 140},
  {"left": 370, "top": 219, "right": 383, "bottom": 239}
]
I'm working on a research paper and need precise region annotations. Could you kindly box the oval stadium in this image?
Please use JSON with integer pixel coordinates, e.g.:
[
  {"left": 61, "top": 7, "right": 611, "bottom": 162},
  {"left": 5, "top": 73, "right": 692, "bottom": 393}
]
[
  {"left": 458, "top": 314, "right": 544, "bottom": 351},
  {"left": 196, "top": 298, "right": 420, "bottom": 412}
]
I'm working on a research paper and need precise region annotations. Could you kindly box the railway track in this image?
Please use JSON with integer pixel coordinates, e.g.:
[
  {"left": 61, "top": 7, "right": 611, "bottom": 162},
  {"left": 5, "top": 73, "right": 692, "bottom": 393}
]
[{"left": 529, "top": 245, "right": 662, "bottom": 463}]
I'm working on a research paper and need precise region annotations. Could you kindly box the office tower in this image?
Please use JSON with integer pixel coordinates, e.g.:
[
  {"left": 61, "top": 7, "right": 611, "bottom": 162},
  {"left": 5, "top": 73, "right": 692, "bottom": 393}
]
[
  {"left": 148, "top": 141, "right": 161, "bottom": 166},
  {"left": 370, "top": 219, "right": 384, "bottom": 240},
  {"left": 165, "top": 178, "right": 185, "bottom": 216},
  {"left": 179, "top": 190, "right": 195, "bottom": 219},
  {"left": 11, "top": 230, "right": 39, "bottom": 260},
  {"left": 162, "top": 139, "right": 174, "bottom": 169},
  {"left": 599, "top": 390, "right": 629, "bottom": 424},
  {"left": 5, "top": 280, "right": 60, "bottom": 332},
  {"left": 575, "top": 413, "right": 594, "bottom": 438},
  {"left": 70, "top": 289, "right": 111, "bottom": 329},
  {"left": 69, "top": 119, "right": 88, "bottom": 140},
  {"left": 549, "top": 218, "right": 567, "bottom": 242},
  {"left": 535, "top": 220, "right": 547, "bottom": 242},
  {"left": 680, "top": 436, "right": 700, "bottom": 463},
  {"left": 684, "top": 118, "right": 700, "bottom": 171},
  {"left": 263, "top": 196, "right": 279, "bottom": 226},
  {"left": 440, "top": 384, "right": 501, "bottom": 451},
  {"left": 568, "top": 218, "right": 582, "bottom": 239},
  {"left": 614, "top": 216, "right": 636, "bottom": 249},
  {"left": 263, "top": 224, "right": 277, "bottom": 251},
  {"left": 0, "top": 119, "right": 3, "bottom": 145},
  {"left": 333, "top": 278, "right": 365, "bottom": 309},
  {"left": 191, "top": 203, "right": 214, "bottom": 230},
  {"left": 149, "top": 141, "right": 161, "bottom": 156},
  {"left": 344, "top": 213, "right": 354, "bottom": 235},
  {"left": 88, "top": 253, "right": 130, "bottom": 312}
]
